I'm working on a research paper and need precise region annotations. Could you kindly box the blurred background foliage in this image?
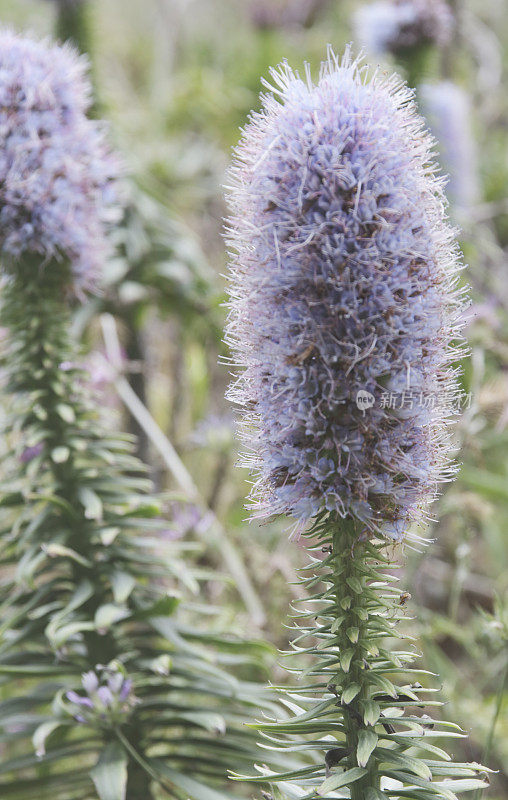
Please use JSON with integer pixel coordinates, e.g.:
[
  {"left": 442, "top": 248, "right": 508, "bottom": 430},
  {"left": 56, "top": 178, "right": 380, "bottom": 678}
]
[{"left": 0, "top": 0, "right": 506, "bottom": 796}]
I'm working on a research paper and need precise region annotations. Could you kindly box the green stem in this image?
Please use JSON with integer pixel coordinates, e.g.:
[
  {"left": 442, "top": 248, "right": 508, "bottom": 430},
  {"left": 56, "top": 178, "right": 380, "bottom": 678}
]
[
  {"left": 255, "top": 512, "right": 487, "bottom": 797},
  {"left": 54, "top": 0, "right": 101, "bottom": 115},
  {"left": 331, "top": 519, "right": 380, "bottom": 797},
  {"left": 56, "top": 0, "right": 93, "bottom": 55}
]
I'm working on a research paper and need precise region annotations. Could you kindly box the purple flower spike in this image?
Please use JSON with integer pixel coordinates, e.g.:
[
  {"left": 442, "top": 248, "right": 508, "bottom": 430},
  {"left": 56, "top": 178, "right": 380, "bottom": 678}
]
[
  {"left": 225, "top": 48, "right": 466, "bottom": 538},
  {"left": 419, "top": 81, "right": 479, "bottom": 212},
  {"left": 354, "top": 0, "right": 453, "bottom": 56},
  {"left": 0, "top": 30, "right": 119, "bottom": 294}
]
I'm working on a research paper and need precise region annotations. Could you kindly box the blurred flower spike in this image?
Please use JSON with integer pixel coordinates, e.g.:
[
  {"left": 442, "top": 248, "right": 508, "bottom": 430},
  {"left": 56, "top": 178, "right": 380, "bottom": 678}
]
[
  {"left": 0, "top": 29, "right": 119, "bottom": 295},
  {"left": 354, "top": 0, "right": 453, "bottom": 56}
]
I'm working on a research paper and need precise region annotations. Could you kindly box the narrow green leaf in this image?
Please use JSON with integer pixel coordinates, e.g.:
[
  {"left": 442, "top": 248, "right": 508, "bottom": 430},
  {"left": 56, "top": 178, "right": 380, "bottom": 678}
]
[
  {"left": 49, "top": 620, "right": 95, "bottom": 647},
  {"left": 378, "top": 747, "right": 432, "bottom": 781},
  {"left": 150, "top": 761, "right": 239, "bottom": 800},
  {"left": 370, "top": 673, "right": 398, "bottom": 699},
  {"left": 78, "top": 487, "right": 103, "bottom": 520},
  {"left": 433, "top": 778, "right": 489, "bottom": 792},
  {"left": 41, "top": 543, "right": 92, "bottom": 568},
  {"left": 51, "top": 446, "right": 70, "bottom": 464},
  {"left": 363, "top": 700, "right": 381, "bottom": 726},
  {"left": 346, "top": 576, "right": 363, "bottom": 594},
  {"left": 340, "top": 649, "right": 354, "bottom": 672},
  {"left": 0, "top": 492, "right": 24, "bottom": 507},
  {"left": 56, "top": 403, "right": 76, "bottom": 423},
  {"left": 341, "top": 683, "right": 361, "bottom": 704},
  {"left": 317, "top": 767, "right": 367, "bottom": 795},
  {"left": 347, "top": 626, "right": 359, "bottom": 643},
  {"left": 357, "top": 729, "right": 378, "bottom": 767},
  {"left": 91, "top": 742, "right": 127, "bottom": 800},
  {"left": 100, "top": 527, "right": 120, "bottom": 545},
  {"left": 331, "top": 615, "right": 345, "bottom": 633},
  {"left": 95, "top": 604, "right": 130, "bottom": 633},
  {"left": 149, "top": 654, "right": 171, "bottom": 675},
  {"left": 365, "top": 789, "right": 385, "bottom": 800},
  {"left": 111, "top": 571, "right": 137, "bottom": 604},
  {"left": 135, "top": 594, "right": 180, "bottom": 620},
  {"left": 32, "top": 720, "right": 63, "bottom": 758}
]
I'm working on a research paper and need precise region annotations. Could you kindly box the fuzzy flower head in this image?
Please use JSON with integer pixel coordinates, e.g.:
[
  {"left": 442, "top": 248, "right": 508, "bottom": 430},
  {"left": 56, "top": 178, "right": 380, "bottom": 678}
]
[
  {"left": 419, "top": 82, "right": 479, "bottom": 212},
  {"left": 0, "top": 30, "right": 118, "bottom": 294},
  {"left": 225, "top": 48, "right": 466, "bottom": 538},
  {"left": 354, "top": 0, "right": 453, "bottom": 56}
]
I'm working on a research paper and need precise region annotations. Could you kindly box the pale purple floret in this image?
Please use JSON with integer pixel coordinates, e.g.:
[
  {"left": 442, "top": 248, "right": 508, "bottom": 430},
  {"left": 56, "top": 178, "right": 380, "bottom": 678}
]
[
  {"left": 66, "top": 666, "right": 136, "bottom": 724},
  {"left": 0, "top": 30, "right": 118, "bottom": 294},
  {"left": 225, "top": 48, "right": 466, "bottom": 538},
  {"left": 354, "top": 0, "right": 453, "bottom": 56},
  {"left": 419, "top": 82, "right": 479, "bottom": 212}
]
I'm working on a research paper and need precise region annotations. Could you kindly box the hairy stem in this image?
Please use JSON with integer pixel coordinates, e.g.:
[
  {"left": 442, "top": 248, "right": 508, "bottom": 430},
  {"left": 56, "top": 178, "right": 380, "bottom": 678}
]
[
  {"left": 254, "top": 512, "right": 488, "bottom": 797},
  {"left": 331, "top": 519, "right": 380, "bottom": 796}
]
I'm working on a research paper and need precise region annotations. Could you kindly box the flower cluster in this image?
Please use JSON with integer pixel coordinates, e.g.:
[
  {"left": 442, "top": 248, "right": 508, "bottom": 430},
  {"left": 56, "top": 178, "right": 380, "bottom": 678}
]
[
  {"left": 66, "top": 665, "right": 137, "bottom": 725},
  {"left": 225, "top": 49, "right": 465, "bottom": 538},
  {"left": 420, "top": 82, "right": 479, "bottom": 211},
  {"left": 0, "top": 30, "right": 118, "bottom": 293},
  {"left": 354, "top": 0, "right": 453, "bottom": 56}
]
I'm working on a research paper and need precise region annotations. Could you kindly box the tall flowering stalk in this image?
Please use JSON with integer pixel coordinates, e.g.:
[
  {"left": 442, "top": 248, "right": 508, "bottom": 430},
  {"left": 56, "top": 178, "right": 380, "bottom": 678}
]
[
  {"left": 353, "top": 0, "right": 453, "bottom": 86},
  {"left": 226, "top": 49, "right": 489, "bottom": 798},
  {"left": 419, "top": 82, "right": 479, "bottom": 214},
  {"left": 0, "top": 30, "right": 278, "bottom": 800}
]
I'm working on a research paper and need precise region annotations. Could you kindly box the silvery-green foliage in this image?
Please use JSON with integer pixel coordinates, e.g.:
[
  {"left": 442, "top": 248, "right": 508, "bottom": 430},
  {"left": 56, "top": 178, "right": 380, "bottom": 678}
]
[
  {"left": 0, "top": 29, "right": 282, "bottom": 800},
  {"left": 0, "top": 259, "right": 281, "bottom": 800}
]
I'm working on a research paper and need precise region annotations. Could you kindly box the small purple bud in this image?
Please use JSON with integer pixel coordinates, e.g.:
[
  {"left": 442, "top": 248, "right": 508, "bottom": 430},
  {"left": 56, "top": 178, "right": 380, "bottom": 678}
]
[
  {"left": 107, "top": 671, "right": 124, "bottom": 694},
  {"left": 66, "top": 690, "right": 93, "bottom": 708},
  {"left": 20, "top": 443, "right": 44, "bottom": 463},
  {"left": 81, "top": 670, "right": 99, "bottom": 694},
  {"left": 96, "top": 686, "right": 114, "bottom": 708},
  {"left": 119, "top": 679, "right": 133, "bottom": 701}
]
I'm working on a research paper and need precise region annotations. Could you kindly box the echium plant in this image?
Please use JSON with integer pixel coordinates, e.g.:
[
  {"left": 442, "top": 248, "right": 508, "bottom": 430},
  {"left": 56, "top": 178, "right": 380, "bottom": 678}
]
[
  {"left": 225, "top": 48, "right": 490, "bottom": 799},
  {"left": 0, "top": 30, "right": 278, "bottom": 800}
]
